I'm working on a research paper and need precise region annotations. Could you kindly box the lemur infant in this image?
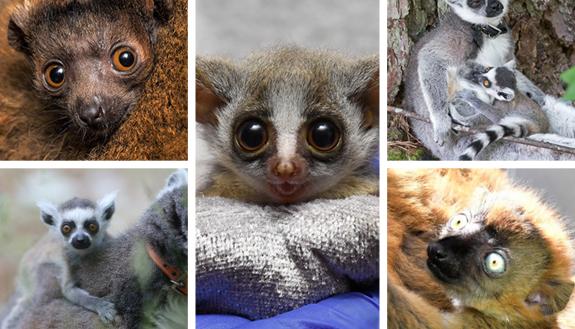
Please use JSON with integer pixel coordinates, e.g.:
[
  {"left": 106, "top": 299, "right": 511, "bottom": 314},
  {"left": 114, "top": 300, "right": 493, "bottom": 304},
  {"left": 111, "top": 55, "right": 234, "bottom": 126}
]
[
  {"left": 1, "top": 193, "right": 118, "bottom": 329},
  {"left": 5, "top": 0, "right": 171, "bottom": 142},
  {"left": 448, "top": 61, "right": 548, "bottom": 160},
  {"left": 196, "top": 47, "right": 379, "bottom": 204}
]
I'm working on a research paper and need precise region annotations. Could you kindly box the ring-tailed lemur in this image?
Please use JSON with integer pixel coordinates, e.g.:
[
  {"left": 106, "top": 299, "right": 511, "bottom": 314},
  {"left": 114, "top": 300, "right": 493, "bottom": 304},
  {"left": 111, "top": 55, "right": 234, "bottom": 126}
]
[
  {"left": 1, "top": 194, "right": 118, "bottom": 329},
  {"left": 454, "top": 61, "right": 548, "bottom": 160},
  {"left": 405, "top": 0, "right": 575, "bottom": 160}
]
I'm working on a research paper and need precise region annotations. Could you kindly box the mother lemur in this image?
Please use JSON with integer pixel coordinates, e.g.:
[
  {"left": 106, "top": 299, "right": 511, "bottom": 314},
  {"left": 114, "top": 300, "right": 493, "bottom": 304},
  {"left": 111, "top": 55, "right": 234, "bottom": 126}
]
[{"left": 405, "top": 0, "right": 575, "bottom": 160}]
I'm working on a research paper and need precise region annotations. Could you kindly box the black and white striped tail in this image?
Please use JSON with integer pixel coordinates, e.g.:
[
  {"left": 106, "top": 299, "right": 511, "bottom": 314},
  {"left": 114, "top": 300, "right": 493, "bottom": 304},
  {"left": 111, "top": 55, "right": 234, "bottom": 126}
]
[{"left": 459, "top": 117, "right": 532, "bottom": 160}]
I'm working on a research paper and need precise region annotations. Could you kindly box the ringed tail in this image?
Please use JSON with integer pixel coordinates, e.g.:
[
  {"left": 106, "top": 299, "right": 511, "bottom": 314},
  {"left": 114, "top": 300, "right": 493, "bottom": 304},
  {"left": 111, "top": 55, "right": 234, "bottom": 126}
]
[{"left": 459, "top": 117, "right": 536, "bottom": 160}]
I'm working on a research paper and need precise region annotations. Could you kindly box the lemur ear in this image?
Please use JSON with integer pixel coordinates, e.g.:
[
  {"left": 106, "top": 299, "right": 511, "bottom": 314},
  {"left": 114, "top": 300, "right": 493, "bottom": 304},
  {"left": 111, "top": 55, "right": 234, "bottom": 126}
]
[
  {"left": 142, "top": 0, "right": 173, "bottom": 24},
  {"left": 157, "top": 169, "right": 188, "bottom": 199},
  {"left": 526, "top": 279, "right": 575, "bottom": 316},
  {"left": 196, "top": 57, "right": 240, "bottom": 125},
  {"left": 348, "top": 55, "right": 379, "bottom": 129},
  {"left": 7, "top": 6, "right": 31, "bottom": 56},
  {"left": 36, "top": 201, "right": 59, "bottom": 226},
  {"left": 97, "top": 192, "right": 117, "bottom": 221}
]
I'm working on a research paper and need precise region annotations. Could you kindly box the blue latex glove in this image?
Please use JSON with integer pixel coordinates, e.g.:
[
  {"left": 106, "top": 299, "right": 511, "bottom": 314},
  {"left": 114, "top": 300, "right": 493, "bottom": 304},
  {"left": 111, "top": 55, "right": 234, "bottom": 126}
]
[{"left": 196, "top": 289, "right": 379, "bottom": 329}]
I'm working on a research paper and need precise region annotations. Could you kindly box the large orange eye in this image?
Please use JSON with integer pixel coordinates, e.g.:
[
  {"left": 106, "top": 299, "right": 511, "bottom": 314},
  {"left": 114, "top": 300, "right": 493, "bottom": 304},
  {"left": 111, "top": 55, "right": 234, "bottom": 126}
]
[
  {"left": 44, "top": 63, "right": 65, "bottom": 90},
  {"left": 236, "top": 118, "right": 268, "bottom": 153},
  {"left": 61, "top": 224, "right": 72, "bottom": 235},
  {"left": 482, "top": 78, "right": 491, "bottom": 88},
  {"left": 112, "top": 47, "right": 136, "bottom": 72},
  {"left": 307, "top": 119, "right": 341, "bottom": 152}
]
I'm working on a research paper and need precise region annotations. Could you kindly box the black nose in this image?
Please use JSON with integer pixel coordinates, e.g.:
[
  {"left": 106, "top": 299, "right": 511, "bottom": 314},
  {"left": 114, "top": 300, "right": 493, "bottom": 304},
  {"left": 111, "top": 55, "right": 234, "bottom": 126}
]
[
  {"left": 71, "top": 235, "right": 91, "bottom": 249},
  {"left": 486, "top": 0, "right": 503, "bottom": 16},
  {"left": 79, "top": 106, "right": 105, "bottom": 128},
  {"left": 427, "top": 242, "right": 448, "bottom": 261}
]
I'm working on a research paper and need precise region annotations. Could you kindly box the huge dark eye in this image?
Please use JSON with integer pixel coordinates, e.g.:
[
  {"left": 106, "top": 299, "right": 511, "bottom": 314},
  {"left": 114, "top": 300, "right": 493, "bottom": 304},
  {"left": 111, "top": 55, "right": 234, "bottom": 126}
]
[
  {"left": 307, "top": 119, "right": 340, "bottom": 152},
  {"left": 44, "top": 63, "right": 65, "bottom": 90},
  {"left": 236, "top": 118, "right": 268, "bottom": 152},
  {"left": 112, "top": 46, "right": 136, "bottom": 72},
  {"left": 482, "top": 78, "right": 492, "bottom": 88}
]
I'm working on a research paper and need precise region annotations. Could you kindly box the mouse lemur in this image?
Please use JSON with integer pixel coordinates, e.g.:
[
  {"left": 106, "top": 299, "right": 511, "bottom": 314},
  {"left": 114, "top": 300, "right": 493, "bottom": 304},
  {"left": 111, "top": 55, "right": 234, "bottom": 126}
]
[
  {"left": 196, "top": 47, "right": 379, "bottom": 204},
  {"left": 1, "top": 193, "right": 118, "bottom": 329},
  {"left": 5, "top": 0, "right": 171, "bottom": 142}
]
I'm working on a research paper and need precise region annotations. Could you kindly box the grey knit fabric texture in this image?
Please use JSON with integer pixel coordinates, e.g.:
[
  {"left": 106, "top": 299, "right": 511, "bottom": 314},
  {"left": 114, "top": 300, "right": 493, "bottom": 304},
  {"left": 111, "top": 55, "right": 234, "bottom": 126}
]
[{"left": 196, "top": 195, "right": 379, "bottom": 319}]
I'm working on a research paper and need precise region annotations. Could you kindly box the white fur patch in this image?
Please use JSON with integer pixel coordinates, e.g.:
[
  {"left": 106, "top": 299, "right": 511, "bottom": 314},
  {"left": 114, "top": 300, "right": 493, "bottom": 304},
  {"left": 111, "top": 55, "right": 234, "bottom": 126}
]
[
  {"left": 61, "top": 208, "right": 95, "bottom": 222},
  {"left": 475, "top": 34, "right": 513, "bottom": 67}
]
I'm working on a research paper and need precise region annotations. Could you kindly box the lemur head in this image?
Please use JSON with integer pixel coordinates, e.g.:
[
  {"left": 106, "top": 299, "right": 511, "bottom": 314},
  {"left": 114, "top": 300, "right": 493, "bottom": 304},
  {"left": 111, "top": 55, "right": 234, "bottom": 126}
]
[
  {"left": 7, "top": 0, "right": 172, "bottom": 141},
  {"left": 445, "top": 0, "right": 509, "bottom": 25},
  {"left": 37, "top": 192, "right": 117, "bottom": 254},
  {"left": 459, "top": 60, "right": 516, "bottom": 101},
  {"left": 197, "top": 47, "right": 379, "bottom": 204},
  {"left": 427, "top": 188, "right": 574, "bottom": 322}
]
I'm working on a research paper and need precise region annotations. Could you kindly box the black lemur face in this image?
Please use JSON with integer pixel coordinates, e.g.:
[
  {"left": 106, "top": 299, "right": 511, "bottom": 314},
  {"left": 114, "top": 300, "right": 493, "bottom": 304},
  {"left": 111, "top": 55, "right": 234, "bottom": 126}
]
[{"left": 8, "top": 0, "right": 163, "bottom": 142}]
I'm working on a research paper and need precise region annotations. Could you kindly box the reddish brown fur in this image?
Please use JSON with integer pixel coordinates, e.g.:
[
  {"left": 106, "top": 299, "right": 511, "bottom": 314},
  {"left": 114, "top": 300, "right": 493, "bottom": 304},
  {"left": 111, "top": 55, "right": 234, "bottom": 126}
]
[
  {"left": 89, "top": 0, "right": 187, "bottom": 160},
  {"left": 0, "top": 0, "right": 187, "bottom": 160},
  {"left": 388, "top": 169, "right": 575, "bottom": 328}
]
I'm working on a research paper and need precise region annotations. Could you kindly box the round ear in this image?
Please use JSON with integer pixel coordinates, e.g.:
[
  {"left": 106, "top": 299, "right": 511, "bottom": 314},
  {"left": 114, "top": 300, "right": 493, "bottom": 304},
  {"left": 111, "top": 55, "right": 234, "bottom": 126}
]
[
  {"left": 8, "top": 5, "right": 32, "bottom": 55},
  {"left": 526, "top": 278, "right": 575, "bottom": 316},
  {"left": 347, "top": 55, "right": 379, "bottom": 129},
  {"left": 196, "top": 57, "right": 240, "bottom": 125},
  {"left": 97, "top": 192, "right": 117, "bottom": 221},
  {"left": 143, "top": 0, "right": 174, "bottom": 24},
  {"left": 36, "top": 201, "right": 59, "bottom": 226}
]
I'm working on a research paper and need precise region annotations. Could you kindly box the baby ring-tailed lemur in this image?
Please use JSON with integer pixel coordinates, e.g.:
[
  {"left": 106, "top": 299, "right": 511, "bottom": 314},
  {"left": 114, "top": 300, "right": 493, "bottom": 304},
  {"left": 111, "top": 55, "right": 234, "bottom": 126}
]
[
  {"left": 452, "top": 60, "right": 575, "bottom": 160},
  {"left": 450, "top": 60, "right": 547, "bottom": 160},
  {"left": 1, "top": 193, "right": 118, "bottom": 329}
]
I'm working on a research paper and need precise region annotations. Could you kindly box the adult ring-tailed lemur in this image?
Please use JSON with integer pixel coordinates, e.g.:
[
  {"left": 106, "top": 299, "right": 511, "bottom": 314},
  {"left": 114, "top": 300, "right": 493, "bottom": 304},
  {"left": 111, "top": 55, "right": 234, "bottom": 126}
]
[{"left": 405, "top": 0, "right": 575, "bottom": 160}]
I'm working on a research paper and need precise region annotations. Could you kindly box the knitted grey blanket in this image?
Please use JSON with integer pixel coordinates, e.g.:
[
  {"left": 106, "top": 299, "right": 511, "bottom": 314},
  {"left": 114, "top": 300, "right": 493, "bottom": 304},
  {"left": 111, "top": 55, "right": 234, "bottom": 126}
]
[{"left": 196, "top": 195, "right": 379, "bottom": 319}]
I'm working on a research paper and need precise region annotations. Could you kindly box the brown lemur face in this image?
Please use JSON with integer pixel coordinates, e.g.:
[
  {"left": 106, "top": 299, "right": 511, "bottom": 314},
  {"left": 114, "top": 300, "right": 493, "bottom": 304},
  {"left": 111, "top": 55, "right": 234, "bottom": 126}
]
[
  {"left": 427, "top": 189, "right": 574, "bottom": 320},
  {"left": 197, "top": 48, "right": 379, "bottom": 204},
  {"left": 8, "top": 0, "right": 172, "bottom": 141}
]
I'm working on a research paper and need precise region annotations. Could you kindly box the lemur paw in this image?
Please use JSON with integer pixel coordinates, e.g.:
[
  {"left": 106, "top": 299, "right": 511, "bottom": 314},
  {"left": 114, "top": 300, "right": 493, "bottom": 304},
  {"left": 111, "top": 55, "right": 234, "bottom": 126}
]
[
  {"left": 96, "top": 301, "right": 117, "bottom": 324},
  {"left": 433, "top": 128, "right": 453, "bottom": 147}
]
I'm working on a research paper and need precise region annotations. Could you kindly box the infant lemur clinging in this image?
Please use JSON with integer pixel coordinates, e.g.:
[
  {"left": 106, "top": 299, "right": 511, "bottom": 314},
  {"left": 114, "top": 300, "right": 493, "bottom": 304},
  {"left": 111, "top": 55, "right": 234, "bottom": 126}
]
[
  {"left": 1, "top": 193, "right": 118, "bottom": 329},
  {"left": 5, "top": 0, "right": 171, "bottom": 142},
  {"left": 197, "top": 47, "right": 379, "bottom": 204}
]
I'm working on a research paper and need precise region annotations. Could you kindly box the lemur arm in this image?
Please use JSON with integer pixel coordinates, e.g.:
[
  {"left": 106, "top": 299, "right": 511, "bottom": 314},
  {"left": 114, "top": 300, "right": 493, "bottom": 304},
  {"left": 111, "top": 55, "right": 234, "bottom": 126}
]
[
  {"left": 452, "top": 89, "right": 505, "bottom": 123},
  {"left": 514, "top": 70, "right": 546, "bottom": 107},
  {"left": 418, "top": 54, "right": 453, "bottom": 146},
  {"left": 59, "top": 268, "right": 117, "bottom": 323}
]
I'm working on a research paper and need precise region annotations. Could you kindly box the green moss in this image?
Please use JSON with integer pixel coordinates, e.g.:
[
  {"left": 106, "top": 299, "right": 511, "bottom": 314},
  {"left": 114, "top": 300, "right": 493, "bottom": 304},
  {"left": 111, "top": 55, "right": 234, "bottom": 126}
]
[
  {"left": 561, "top": 66, "right": 575, "bottom": 101},
  {"left": 387, "top": 147, "right": 426, "bottom": 161}
]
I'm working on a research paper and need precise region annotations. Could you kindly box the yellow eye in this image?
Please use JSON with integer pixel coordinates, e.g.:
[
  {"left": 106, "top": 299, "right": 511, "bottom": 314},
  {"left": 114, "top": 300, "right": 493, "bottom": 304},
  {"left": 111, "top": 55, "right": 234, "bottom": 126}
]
[
  {"left": 88, "top": 223, "right": 98, "bottom": 233},
  {"left": 449, "top": 214, "right": 469, "bottom": 230},
  {"left": 44, "top": 63, "right": 65, "bottom": 90},
  {"left": 61, "top": 225, "right": 72, "bottom": 235},
  {"left": 112, "top": 46, "right": 136, "bottom": 72},
  {"left": 484, "top": 252, "right": 506, "bottom": 275},
  {"left": 482, "top": 78, "right": 491, "bottom": 88}
]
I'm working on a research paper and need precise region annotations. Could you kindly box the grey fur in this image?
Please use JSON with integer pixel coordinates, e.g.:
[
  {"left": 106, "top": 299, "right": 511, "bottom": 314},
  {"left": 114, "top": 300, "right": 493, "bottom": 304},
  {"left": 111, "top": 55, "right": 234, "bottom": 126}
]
[
  {"left": 197, "top": 47, "right": 378, "bottom": 202},
  {"left": 1, "top": 170, "right": 188, "bottom": 329},
  {"left": 1, "top": 194, "right": 118, "bottom": 329},
  {"left": 405, "top": 0, "right": 575, "bottom": 160}
]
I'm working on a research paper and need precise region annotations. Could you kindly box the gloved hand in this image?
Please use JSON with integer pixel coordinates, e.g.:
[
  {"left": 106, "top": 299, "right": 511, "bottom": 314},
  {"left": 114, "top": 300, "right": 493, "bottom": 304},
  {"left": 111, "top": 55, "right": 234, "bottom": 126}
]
[{"left": 196, "top": 289, "right": 379, "bottom": 329}]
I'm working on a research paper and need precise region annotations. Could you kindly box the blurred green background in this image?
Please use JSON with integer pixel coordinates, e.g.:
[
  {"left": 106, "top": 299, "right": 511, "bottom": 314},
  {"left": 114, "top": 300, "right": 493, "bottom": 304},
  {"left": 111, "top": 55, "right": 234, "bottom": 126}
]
[{"left": 0, "top": 169, "right": 175, "bottom": 310}]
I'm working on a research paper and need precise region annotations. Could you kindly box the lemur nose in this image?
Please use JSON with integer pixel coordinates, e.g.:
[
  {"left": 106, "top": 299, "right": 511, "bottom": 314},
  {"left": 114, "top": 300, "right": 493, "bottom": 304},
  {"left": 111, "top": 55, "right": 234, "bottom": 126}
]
[
  {"left": 490, "top": 1, "right": 503, "bottom": 12},
  {"left": 79, "top": 106, "right": 105, "bottom": 128},
  {"left": 427, "top": 242, "right": 448, "bottom": 261},
  {"left": 274, "top": 160, "right": 297, "bottom": 178}
]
